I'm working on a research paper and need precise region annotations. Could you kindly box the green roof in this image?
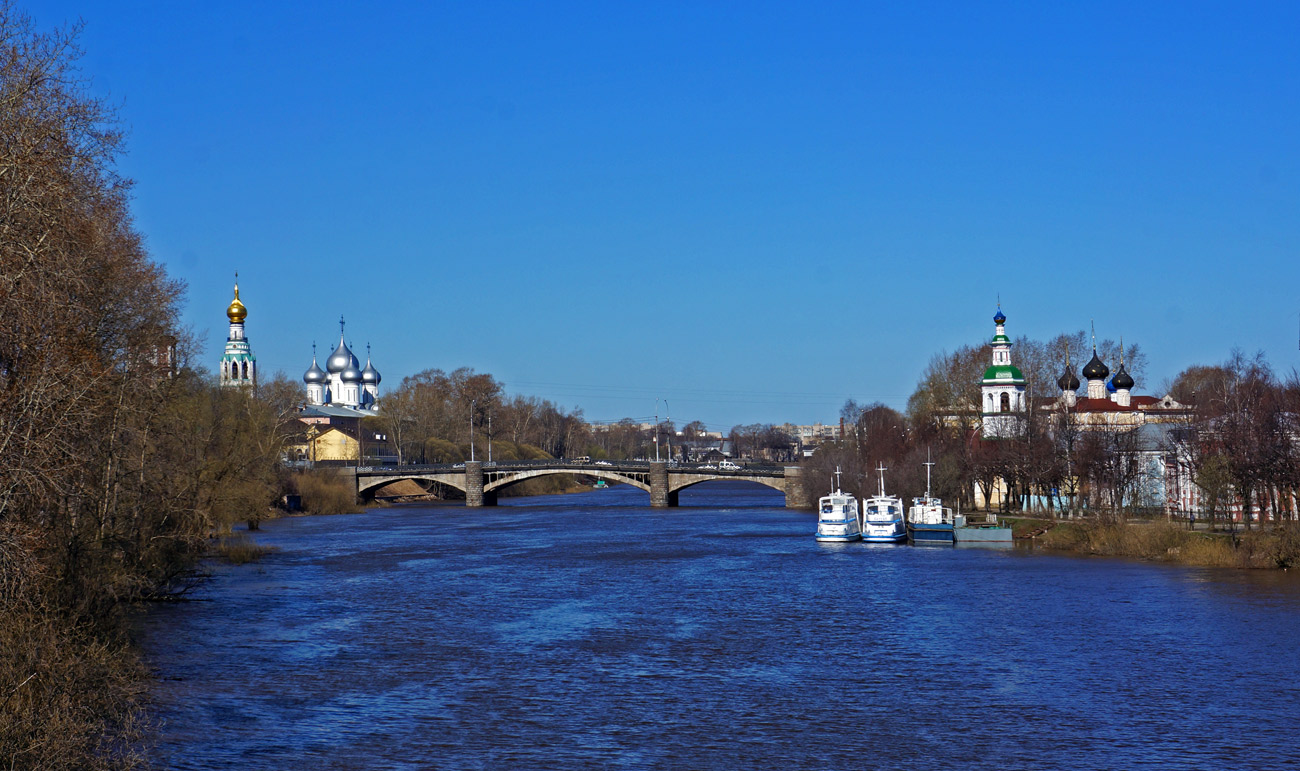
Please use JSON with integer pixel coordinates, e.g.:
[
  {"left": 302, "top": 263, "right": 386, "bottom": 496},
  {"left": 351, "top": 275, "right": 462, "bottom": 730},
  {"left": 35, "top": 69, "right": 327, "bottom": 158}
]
[
  {"left": 990, "top": 334, "right": 1011, "bottom": 344},
  {"left": 982, "top": 365, "right": 1025, "bottom": 383}
]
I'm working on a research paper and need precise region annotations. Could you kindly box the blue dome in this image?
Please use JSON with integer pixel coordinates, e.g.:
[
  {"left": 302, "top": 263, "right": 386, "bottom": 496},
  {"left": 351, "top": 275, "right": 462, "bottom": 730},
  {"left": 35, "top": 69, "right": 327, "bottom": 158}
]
[{"left": 993, "top": 307, "right": 1006, "bottom": 324}]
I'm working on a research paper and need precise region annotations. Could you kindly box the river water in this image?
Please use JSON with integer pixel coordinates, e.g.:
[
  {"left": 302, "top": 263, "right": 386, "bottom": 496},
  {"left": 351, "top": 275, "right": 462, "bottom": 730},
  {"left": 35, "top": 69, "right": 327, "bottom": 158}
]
[{"left": 136, "top": 482, "right": 1300, "bottom": 770}]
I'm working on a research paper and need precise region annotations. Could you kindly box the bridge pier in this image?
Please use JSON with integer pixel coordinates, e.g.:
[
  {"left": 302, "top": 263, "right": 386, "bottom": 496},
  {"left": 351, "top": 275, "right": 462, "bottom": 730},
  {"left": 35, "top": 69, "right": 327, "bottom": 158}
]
[
  {"left": 464, "top": 462, "right": 498, "bottom": 507},
  {"left": 784, "top": 465, "right": 806, "bottom": 508},
  {"left": 650, "top": 462, "right": 676, "bottom": 508}
]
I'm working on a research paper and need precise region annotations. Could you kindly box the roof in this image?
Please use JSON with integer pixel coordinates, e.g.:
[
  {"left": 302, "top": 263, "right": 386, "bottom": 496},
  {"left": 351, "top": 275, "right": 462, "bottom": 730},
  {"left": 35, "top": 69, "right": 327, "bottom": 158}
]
[
  {"left": 300, "top": 404, "right": 377, "bottom": 419},
  {"left": 1071, "top": 395, "right": 1164, "bottom": 413},
  {"left": 982, "top": 365, "right": 1025, "bottom": 383}
]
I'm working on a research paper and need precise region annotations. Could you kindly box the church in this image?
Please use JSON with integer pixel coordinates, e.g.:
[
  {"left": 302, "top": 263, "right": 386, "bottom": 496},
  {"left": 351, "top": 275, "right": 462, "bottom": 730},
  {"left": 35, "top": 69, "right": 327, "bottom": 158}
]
[
  {"left": 219, "top": 277, "right": 257, "bottom": 387},
  {"left": 977, "top": 306, "right": 1188, "bottom": 440},
  {"left": 301, "top": 317, "right": 381, "bottom": 413}
]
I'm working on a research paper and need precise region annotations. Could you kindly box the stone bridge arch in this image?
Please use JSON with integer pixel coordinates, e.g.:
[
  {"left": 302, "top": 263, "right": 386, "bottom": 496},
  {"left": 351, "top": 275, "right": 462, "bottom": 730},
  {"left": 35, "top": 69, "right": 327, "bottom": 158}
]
[
  {"left": 356, "top": 472, "right": 466, "bottom": 501},
  {"left": 482, "top": 467, "right": 652, "bottom": 496},
  {"left": 663, "top": 473, "right": 789, "bottom": 507}
]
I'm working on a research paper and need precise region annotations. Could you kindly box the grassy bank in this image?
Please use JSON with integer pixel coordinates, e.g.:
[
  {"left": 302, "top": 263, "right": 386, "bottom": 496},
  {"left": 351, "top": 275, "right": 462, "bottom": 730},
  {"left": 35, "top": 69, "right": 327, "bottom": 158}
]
[{"left": 1027, "top": 519, "right": 1300, "bottom": 569}]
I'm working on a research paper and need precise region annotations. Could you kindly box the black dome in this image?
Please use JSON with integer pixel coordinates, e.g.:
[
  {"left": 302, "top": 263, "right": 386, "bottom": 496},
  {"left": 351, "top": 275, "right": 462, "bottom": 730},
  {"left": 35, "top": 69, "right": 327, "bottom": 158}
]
[
  {"left": 1082, "top": 351, "right": 1109, "bottom": 380},
  {"left": 1111, "top": 365, "right": 1134, "bottom": 390},
  {"left": 1057, "top": 365, "right": 1080, "bottom": 391}
]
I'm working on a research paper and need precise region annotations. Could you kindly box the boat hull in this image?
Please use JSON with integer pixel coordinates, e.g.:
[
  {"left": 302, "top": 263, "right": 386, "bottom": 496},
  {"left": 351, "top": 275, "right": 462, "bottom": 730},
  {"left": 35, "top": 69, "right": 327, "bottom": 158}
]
[
  {"left": 954, "top": 526, "right": 1013, "bottom": 543},
  {"left": 861, "top": 530, "right": 907, "bottom": 543},
  {"left": 908, "top": 524, "right": 955, "bottom": 545},
  {"left": 816, "top": 533, "right": 863, "bottom": 542}
]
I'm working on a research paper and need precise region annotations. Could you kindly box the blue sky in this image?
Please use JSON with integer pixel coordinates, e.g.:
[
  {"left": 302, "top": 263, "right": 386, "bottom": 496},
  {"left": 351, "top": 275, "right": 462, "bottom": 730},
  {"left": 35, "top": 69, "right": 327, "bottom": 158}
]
[{"left": 30, "top": 2, "right": 1300, "bottom": 430}]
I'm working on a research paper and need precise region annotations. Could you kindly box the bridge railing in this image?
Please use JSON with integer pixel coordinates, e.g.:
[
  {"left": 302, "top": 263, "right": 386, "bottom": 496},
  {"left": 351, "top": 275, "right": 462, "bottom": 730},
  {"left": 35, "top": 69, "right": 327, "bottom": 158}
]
[{"left": 354, "top": 459, "right": 788, "bottom": 475}]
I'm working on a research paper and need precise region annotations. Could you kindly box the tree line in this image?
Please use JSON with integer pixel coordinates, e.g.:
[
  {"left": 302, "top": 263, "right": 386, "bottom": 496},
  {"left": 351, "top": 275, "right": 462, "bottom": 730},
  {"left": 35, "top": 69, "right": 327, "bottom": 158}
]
[
  {"left": 370, "top": 371, "right": 796, "bottom": 465},
  {"left": 0, "top": 9, "right": 300, "bottom": 767}
]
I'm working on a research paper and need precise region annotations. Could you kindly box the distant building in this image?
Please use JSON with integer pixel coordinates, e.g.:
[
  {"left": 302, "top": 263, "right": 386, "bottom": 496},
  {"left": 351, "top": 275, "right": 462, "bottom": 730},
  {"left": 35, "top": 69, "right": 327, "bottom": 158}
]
[
  {"left": 979, "top": 306, "right": 1027, "bottom": 439},
  {"left": 218, "top": 277, "right": 257, "bottom": 388},
  {"left": 1049, "top": 336, "right": 1191, "bottom": 428},
  {"left": 302, "top": 316, "right": 381, "bottom": 413}
]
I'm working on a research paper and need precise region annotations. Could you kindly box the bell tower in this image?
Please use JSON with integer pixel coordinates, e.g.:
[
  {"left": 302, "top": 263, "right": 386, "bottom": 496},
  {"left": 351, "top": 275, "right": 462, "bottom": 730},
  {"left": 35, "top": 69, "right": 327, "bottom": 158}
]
[
  {"left": 980, "top": 305, "right": 1026, "bottom": 438},
  {"left": 219, "top": 274, "right": 257, "bottom": 388}
]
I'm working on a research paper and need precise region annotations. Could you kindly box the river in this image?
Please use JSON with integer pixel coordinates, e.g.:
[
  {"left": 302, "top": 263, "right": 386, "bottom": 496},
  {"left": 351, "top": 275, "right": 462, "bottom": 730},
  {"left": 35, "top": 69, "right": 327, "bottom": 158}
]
[{"left": 136, "top": 481, "right": 1300, "bottom": 770}]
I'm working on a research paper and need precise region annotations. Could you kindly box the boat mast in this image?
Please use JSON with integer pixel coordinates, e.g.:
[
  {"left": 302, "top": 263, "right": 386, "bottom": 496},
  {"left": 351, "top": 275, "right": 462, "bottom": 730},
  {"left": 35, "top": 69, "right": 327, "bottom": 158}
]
[
  {"left": 924, "top": 449, "right": 935, "bottom": 500},
  {"left": 876, "top": 463, "right": 887, "bottom": 497},
  {"left": 833, "top": 466, "right": 843, "bottom": 493}
]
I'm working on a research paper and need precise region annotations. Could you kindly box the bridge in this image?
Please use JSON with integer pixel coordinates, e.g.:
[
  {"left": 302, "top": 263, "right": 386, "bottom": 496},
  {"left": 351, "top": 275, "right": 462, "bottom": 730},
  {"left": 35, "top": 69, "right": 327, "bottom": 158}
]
[{"left": 340, "top": 460, "right": 806, "bottom": 508}]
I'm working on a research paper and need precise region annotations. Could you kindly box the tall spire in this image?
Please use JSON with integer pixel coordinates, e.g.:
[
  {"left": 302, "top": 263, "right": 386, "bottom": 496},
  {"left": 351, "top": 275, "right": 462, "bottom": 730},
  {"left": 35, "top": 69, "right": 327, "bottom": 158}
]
[{"left": 226, "top": 273, "right": 247, "bottom": 323}]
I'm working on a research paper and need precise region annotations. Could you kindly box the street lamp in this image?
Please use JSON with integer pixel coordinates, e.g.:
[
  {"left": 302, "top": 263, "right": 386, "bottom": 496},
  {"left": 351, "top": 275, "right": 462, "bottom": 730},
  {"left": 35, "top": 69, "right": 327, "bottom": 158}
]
[
  {"left": 665, "top": 400, "right": 671, "bottom": 463},
  {"left": 470, "top": 398, "right": 476, "bottom": 462},
  {"left": 654, "top": 400, "right": 660, "bottom": 462}
]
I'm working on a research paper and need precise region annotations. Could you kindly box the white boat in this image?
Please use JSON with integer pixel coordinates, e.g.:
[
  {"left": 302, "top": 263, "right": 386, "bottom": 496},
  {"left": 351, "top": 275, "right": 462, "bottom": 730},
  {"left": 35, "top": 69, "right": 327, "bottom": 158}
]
[
  {"left": 861, "top": 464, "right": 907, "bottom": 543},
  {"left": 907, "top": 454, "right": 955, "bottom": 545},
  {"left": 816, "top": 468, "right": 862, "bottom": 542}
]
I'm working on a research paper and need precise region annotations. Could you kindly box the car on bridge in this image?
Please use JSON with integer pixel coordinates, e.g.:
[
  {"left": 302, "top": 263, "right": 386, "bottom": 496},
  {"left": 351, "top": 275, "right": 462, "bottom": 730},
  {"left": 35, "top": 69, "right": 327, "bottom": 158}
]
[{"left": 718, "top": 460, "right": 741, "bottom": 471}]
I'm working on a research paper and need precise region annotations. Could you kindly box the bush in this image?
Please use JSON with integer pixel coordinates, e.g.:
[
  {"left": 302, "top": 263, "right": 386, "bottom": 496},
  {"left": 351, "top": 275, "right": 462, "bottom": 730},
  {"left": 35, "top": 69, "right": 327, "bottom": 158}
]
[
  {"left": 293, "top": 471, "right": 363, "bottom": 516},
  {"left": 212, "top": 534, "right": 277, "bottom": 565},
  {"left": 1035, "top": 519, "right": 1300, "bottom": 569}
]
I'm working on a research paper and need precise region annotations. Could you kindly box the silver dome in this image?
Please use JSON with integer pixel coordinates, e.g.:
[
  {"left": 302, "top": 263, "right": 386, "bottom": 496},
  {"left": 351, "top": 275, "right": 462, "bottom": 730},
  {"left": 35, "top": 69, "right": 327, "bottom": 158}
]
[
  {"left": 303, "top": 355, "right": 326, "bottom": 384},
  {"left": 340, "top": 354, "right": 363, "bottom": 383},
  {"left": 326, "top": 335, "right": 354, "bottom": 374},
  {"left": 361, "top": 357, "right": 381, "bottom": 385}
]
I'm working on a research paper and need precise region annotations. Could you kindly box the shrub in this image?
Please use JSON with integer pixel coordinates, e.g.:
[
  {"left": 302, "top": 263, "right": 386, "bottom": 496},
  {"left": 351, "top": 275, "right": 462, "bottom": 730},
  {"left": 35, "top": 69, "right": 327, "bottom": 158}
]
[
  {"left": 293, "top": 471, "right": 363, "bottom": 516},
  {"left": 212, "top": 534, "right": 277, "bottom": 565}
]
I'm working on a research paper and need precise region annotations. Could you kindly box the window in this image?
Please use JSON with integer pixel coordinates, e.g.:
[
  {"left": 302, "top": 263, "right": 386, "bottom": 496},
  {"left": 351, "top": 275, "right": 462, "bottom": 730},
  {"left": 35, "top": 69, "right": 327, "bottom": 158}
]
[{"left": 1000, "top": 392, "right": 1010, "bottom": 412}]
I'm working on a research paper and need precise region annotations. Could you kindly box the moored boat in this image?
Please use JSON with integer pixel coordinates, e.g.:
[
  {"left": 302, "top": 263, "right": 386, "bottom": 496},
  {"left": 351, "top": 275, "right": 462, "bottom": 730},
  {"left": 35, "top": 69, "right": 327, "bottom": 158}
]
[
  {"left": 816, "top": 467, "right": 862, "bottom": 542},
  {"left": 954, "top": 515, "right": 1013, "bottom": 546},
  {"left": 861, "top": 464, "right": 907, "bottom": 543},
  {"left": 907, "top": 454, "right": 954, "bottom": 545}
]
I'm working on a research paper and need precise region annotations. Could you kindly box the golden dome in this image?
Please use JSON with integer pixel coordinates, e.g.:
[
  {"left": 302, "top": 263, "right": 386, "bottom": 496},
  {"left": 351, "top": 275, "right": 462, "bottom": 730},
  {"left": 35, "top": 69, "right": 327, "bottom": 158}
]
[{"left": 227, "top": 282, "right": 247, "bottom": 323}]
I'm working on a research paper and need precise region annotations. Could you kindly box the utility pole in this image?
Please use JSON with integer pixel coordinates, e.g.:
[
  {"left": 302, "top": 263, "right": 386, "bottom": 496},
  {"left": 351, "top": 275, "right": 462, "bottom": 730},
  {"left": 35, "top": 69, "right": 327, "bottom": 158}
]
[
  {"left": 665, "top": 400, "right": 671, "bottom": 463},
  {"left": 654, "top": 400, "right": 660, "bottom": 462}
]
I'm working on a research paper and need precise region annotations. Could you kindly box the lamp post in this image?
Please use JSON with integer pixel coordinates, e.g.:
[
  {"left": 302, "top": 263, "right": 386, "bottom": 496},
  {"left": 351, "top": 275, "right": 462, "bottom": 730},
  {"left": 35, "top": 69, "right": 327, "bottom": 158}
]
[
  {"left": 665, "top": 400, "right": 671, "bottom": 463},
  {"left": 488, "top": 410, "right": 493, "bottom": 463},
  {"left": 654, "top": 400, "right": 660, "bottom": 462},
  {"left": 470, "top": 399, "right": 476, "bottom": 462}
]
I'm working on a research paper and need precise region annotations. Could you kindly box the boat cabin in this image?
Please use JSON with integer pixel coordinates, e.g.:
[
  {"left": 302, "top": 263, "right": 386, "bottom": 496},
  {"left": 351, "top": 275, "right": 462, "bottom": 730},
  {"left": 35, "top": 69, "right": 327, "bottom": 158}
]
[{"left": 818, "top": 494, "right": 858, "bottom": 522}]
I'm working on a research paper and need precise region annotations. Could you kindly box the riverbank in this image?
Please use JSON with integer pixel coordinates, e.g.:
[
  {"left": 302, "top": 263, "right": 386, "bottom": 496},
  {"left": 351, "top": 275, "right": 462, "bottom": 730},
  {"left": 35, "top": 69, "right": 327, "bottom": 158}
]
[{"left": 1008, "top": 517, "right": 1300, "bottom": 569}]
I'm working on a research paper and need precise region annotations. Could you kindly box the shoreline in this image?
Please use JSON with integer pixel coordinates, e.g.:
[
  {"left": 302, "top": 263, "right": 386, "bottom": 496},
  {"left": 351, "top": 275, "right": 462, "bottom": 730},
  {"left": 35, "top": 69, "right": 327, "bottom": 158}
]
[{"left": 1004, "top": 516, "right": 1300, "bottom": 570}]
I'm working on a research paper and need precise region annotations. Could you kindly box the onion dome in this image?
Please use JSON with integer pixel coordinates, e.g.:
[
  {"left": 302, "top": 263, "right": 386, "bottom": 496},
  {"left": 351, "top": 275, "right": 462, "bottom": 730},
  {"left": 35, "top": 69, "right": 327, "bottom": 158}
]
[
  {"left": 361, "top": 347, "right": 381, "bottom": 385},
  {"left": 326, "top": 335, "right": 354, "bottom": 374},
  {"left": 226, "top": 281, "right": 247, "bottom": 323},
  {"left": 1082, "top": 351, "right": 1109, "bottom": 380},
  {"left": 993, "top": 307, "right": 1006, "bottom": 325},
  {"left": 1057, "top": 364, "right": 1080, "bottom": 391},
  {"left": 303, "top": 345, "right": 326, "bottom": 384},
  {"left": 1112, "top": 364, "right": 1134, "bottom": 390},
  {"left": 340, "top": 350, "right": 363, "bottom": 383}
]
